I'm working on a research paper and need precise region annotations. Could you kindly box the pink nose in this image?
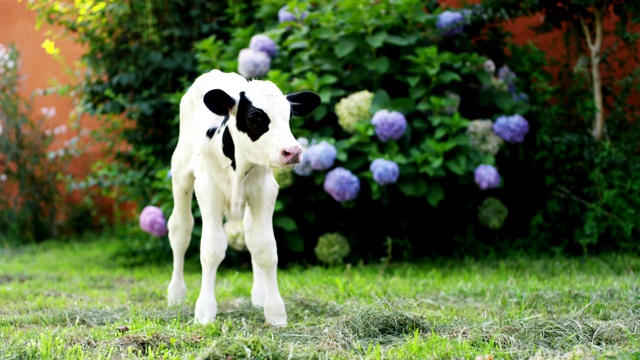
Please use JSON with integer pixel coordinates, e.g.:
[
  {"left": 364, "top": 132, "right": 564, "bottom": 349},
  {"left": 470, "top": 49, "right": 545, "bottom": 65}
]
[{"left": 281, "top": 146, "right": 303, "bottom": 164}]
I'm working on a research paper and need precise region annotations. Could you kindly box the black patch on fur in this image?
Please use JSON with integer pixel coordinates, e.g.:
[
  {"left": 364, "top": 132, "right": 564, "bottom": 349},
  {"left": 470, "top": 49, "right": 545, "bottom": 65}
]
[
  {"left": 236, "top": 92, "right": 270, "bottom": 142},
  {"left": 203, "top": 89, "right": 236, "bottom": 116},
  {"left": 206, "top": 126, "right": 218, "bottom": 139},
  {"left": 286, "top": 91, "right": 321, "bottom": 117},
  {"left": 222, "top": 126, "right": 236, "bottom": 170}
]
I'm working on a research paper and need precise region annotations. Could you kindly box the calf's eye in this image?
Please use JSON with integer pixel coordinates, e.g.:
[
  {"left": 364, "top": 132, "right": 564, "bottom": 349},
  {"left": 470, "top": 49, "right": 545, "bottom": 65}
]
[{"left": 248, "top": 112, "right": 262, "bottom": 125}]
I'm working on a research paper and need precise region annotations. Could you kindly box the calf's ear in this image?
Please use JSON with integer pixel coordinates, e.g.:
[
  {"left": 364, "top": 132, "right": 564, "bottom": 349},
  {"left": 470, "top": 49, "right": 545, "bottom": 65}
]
[
  {"left": 203, "top": 89, "right": 237, "bottom": 116},
  {"left": 286, "top": 91, "right": 321, "bottom": 117}
]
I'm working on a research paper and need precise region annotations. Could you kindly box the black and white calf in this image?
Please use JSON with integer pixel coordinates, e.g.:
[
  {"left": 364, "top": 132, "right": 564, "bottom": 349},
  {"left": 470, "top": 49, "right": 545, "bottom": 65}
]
[{"left": 167, "top": 69, "right": 320, "bottom": 326}]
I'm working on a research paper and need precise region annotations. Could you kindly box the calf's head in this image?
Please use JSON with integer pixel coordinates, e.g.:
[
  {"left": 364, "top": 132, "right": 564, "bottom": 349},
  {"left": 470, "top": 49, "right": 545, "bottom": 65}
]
[{"left": 203, "top": 80, "right": 320, "bottom": 169}]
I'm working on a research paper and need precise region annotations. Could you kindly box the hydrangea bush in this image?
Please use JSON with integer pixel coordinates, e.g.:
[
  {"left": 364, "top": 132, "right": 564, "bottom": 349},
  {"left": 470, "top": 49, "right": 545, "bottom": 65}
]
[
  {"left": 180, "top": 0, "right": 540, "bottom": 261},
  {"left": 32, "top": 0, "right": 639, "bottom": 258}
]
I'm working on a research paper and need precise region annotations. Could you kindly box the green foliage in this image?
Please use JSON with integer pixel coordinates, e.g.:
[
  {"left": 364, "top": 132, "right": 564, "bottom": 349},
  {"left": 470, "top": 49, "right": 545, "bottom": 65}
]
[
  {"left": 0, "top": 44, "right": 84, "bottom": 244},
  {"left": 480, "top": 0, "right": 640, "bottom": 254},
  {"left": 477, "top": 197, "right": 509, "bottom": 229},
  {"left": 314, "top": 232, "right": 351, "bottom": 265},
  {"left": 26, "top": 0, "right": 266, "bottom": 207},
  {"left": 25, "top": 0, "right": 640, "bottom": 260},
  {"left": 186, "top": 0, "right": 538, "bottom": 260}
]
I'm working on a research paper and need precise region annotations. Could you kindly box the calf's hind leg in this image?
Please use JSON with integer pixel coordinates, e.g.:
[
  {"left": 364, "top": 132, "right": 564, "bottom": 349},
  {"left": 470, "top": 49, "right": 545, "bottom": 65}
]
[{"left": 167, "top": 171, "right": 195, "bottom": 306}]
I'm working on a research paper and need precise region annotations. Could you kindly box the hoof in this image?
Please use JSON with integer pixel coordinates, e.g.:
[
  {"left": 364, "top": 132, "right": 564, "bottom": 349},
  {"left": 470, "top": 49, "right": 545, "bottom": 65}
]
[
  {"left": 168, "top": 281, "right": 187, "bottom": 306},
  {"left": 194, "top": 296, "right": 217, "bottom": 325},
  {"left": 264, "top": 301, "right": 287, "bottom": 327}
]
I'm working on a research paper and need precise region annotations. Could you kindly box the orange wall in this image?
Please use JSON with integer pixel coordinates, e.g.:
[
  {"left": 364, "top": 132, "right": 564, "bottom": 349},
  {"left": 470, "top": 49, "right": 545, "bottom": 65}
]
[
  {"left": 0, "top": 0, "right": 103, "bottom": 176},
  {"left": 0, "top": 0, "right": 127, "bottom": 228}
]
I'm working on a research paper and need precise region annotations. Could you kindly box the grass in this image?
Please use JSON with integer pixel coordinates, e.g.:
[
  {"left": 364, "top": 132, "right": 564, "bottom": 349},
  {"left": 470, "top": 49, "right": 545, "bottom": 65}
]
[{"left": 1, "top": 235, "right": 639, "bottom": 359}]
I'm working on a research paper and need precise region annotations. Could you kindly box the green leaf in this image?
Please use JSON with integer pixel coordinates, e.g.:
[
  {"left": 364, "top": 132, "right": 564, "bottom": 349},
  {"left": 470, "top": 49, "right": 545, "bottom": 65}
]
[
  {"left": 365, "top": 31, "right": 388, "bottom": 48},
  {"left": 372, "top": 89, "right": 392, "bottom": 111},
  {"left": 287, "top": 41, "right": 309, "bottom": 50},
  {"left": 390, "top": 97, "right": 415, "bottom": 113},
  {"left": 311, "top": 28, "right": 336, "bottom": 40},
  {"left": 476, "top": 71, "right": 492, "bottom": 87},
  {"left": 397, "top": 179, "right": 428, "bottom": 197},
  {"left": 430, "top": 156, "right": 444, "bottom": 169},
  {"left": 274, "top": 216, "right": 298, "bottom": 231},
  {"left": 319, "top": 89, "right": 332, "bottom": 104},
  {"left": 335, "top": 38, "right": 358, "bottom": 58},
  {"left": 446, "top": 155, "right": 467, "bottom": 175},
  {"left": 434, "top": 127, "right": 448, "bottom": 139},
  {"left": 493, "top": 91, "right": 513, "bottom": 111},
  {"left": 385, "top": 35, "right": 416, "bottom": 46},
  {"left": 283, "top": 232, "right": 305, "bottom": 253},
  {"left": 426, "top": 183, "right": 445, "bottom": 206},
  {"left": 368, "top": 56, "right": 390, "bottom": 73},
  {"left": 406, "top": 76, "right": 421, "bottom": 88},
  {"left": 319, "top": 74, "right": 338, "bottom": 86},
  {"left": 437, "top": 71, "right": 462, "bottom": 84}
]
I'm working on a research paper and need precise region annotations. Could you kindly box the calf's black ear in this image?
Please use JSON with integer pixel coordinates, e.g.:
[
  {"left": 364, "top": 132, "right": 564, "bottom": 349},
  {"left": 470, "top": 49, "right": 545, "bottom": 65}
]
[
  {"left": 203, "top": 89, "right": 236, "bottom": 116},
  {"left": 286, "top": 91, "right": 321, "bottom": 117}
]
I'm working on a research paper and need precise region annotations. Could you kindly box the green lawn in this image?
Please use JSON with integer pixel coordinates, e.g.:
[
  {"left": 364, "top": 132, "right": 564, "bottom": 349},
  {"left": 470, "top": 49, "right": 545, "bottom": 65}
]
[{"left": 1, "top": 236, "right": 638, "bottom": 359}]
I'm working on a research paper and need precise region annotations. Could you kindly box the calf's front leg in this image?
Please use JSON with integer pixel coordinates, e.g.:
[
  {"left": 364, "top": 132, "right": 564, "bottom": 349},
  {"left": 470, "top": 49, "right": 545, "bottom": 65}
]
[
  {"left": 244, "top": 182, "right": 287, "bottom": 326},
  {"left": 193, "top": 176, "right": 227, "bottom": 324}
]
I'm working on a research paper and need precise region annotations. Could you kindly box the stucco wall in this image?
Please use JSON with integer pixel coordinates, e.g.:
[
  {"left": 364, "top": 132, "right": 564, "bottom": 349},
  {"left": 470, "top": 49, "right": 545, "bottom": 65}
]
[
  {"left": 0, "top": 1, "right": 123, "bottom": 228},
  {"left": 1, "top": 0, "right": 104, "bottom": 177}
]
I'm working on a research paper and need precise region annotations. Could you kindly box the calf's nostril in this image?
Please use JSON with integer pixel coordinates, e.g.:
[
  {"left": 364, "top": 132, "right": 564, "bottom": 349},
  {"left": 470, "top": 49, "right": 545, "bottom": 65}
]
[{"left": 281, "top": 146, "right": 303, "bottom": 163}]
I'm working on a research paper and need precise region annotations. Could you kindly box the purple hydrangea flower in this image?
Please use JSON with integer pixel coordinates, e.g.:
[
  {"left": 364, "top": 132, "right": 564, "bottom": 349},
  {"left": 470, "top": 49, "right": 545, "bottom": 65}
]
[
  {"left": 323, "top": 167, "right": 360, "bottom": 202},
  {"left": 513, "top": 92, "right": 529, "bottom": 105},
  {"left": 238, "top": 48, "right": 271, "bottom": 79},
  {"left": 370, "top": 159, "right": 400, "bottom": 186},
  {"left": 249, "top": 34, "right": 278, "bottom": 58},
  {"left": 371, "top": 110, "right": 407, "bottom": 142},
  {"left": 293, "top": 155, "right": 313, "bottom": 176},
  {"left": 306, "top": 140, "right": 337, "bottom": 171},
  {"left": 278, "top": 6, "right": 297, "bottom": 23},
  {"left": 436, "top": 10, "right": 464, "bottom": 36},
  {"left": 498, "top": 65, "right": 516, "bottom": 84},
  {"left": 474, "top": 164, "right": 501, "bottom": 190},
  {"left": 139, "top": 205, "right": 168, "bottom": 237},
  {"left": 498, "top": 65, "right": 517, "bottom": 94},
  {"left": 278, "top": 6, "right": 309, "bottom": 23},
  {"left": 492, "top": 114, "right": 530, "bottom": 143}
]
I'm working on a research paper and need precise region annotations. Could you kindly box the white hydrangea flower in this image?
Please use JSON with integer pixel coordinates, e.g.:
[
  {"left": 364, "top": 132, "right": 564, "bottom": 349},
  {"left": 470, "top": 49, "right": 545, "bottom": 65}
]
[
  {"left": 466, "top": 119, "right": 503, "bottom": 155},
  {"left": 483, "top": 59, "right": 496, "bottom": 74},
  {"left": 335, "top": 90, "right": 374, "bottom": 133},
  {"left": 224, "top": 219, "right": 246, "bottom": 251}
]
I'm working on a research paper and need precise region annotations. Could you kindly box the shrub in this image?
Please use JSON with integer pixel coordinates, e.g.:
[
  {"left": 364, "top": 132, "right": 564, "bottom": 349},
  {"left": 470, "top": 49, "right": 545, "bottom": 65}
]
[
  {"left": 0, "top": 44, "right": 85, "bottom": 243},
  {"left": 185, "top": 0, "right": 539, "bottom": 261},
  {"left": 25, "top": 0, "right": 267, "bottom": 209}
]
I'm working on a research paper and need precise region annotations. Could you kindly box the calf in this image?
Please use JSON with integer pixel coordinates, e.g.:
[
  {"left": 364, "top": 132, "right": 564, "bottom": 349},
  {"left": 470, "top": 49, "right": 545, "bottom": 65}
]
[{"left": 167, "top": 69, "right": 320, "bottom": 326}]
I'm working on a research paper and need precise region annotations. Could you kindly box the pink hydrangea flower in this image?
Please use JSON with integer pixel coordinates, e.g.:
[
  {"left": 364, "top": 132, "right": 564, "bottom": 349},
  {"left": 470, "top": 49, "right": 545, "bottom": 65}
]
[{"left": 139, "top": 205, "right": 168, "bottom": 237}]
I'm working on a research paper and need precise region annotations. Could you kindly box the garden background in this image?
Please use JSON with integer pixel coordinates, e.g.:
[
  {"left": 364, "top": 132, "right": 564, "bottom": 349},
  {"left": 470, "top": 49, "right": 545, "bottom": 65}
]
[
  {"left": 0, "top": 0, "right": 638, "bottom": 265},
  {"left": 1, "top": 1, "right": 640, "bottom": 358}
]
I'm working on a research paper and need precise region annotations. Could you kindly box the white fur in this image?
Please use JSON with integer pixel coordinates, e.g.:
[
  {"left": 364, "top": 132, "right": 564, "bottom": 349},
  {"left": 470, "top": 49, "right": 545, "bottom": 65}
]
[{"left": 167, "top": 69, "right": 303, "bottom": 326}]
